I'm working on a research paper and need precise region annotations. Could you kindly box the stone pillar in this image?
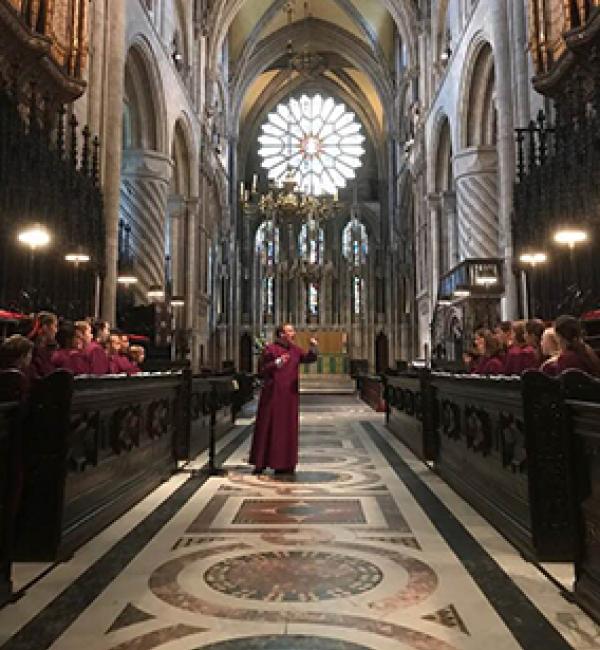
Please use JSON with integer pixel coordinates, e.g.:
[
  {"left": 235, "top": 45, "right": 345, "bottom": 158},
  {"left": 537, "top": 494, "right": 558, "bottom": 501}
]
[
  {"left": 100, "top": 2, "right": 126, "bottom": 323},
  {"left": 120, "top": 150, "right": 172, "bottom": 300},
  {"left": 491, "top": 0, "right": 518, "bottom": 318},
  {"left": 511, "top": 0, "right": 531, "bottom": 129},
  {"left": 454, "top": 146, "right": 500, "bottom": 259},
  {"left": 87, "top": 0, "right": 105, "bottom": 138},
  {"left": 427, "top": 193, "right": 441, "bottom": 304},
  {"left": 441, "top": 191, "right": 458, "bottom": 268},
  {"left": 186, "top": 197, "right": 200, "bottom": 369}
]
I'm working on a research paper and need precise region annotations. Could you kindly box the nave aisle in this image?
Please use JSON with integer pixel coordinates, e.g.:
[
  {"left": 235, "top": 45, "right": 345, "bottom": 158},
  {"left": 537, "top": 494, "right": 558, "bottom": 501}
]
[{"left": 0, "top": 396, "right": 597, "bottom": 650}]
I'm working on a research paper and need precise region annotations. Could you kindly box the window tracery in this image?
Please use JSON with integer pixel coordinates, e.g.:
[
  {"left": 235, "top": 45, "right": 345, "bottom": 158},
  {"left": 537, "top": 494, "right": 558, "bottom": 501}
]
[{"left": 258, "top": 94, "right": 365, "bottom": 196}]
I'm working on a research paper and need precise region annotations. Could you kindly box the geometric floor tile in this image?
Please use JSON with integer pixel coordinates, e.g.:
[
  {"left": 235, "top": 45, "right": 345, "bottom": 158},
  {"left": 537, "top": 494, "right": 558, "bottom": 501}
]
[
  {"left": 232, "top": 499, "right": 367, "bottom": 524},
  {"left": 203, "top": 550, "right": 383, "bottom": 601},
  {"left": 106, "top": 603, "right": 155, "bottom": 634}
]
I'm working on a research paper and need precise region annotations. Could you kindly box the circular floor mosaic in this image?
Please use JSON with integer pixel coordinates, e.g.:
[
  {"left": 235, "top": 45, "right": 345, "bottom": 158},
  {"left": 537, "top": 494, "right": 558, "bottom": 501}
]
[
  {"left": 203, "top": 550, "right": 382, "bottom": 602},
  {"left": 197, "top": 636, "right": 373, "bottom": 649}
]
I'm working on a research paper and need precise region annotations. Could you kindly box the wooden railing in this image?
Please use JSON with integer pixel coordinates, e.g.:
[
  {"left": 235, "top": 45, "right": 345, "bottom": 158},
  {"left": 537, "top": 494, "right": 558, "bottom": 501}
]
[{"left": 0, "top": 368, "right": 253, "bottom": 604}]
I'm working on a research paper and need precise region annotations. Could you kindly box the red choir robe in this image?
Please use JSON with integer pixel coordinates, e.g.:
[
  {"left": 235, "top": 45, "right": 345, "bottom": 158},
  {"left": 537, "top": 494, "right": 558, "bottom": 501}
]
[
  {"left": 51, "top": 348, "right": 90, "bottom": 375},
  {"left": 504, "top": 345, "right": 539, "bottom": 375},
  {"left": 470, "top": 355, "right": 504, "bottom": 376},
  {"left": 542, "top": 349, "right": 599, "bottom": 377},
  {"left": 30, "top": 342, "right": 57, "bottom": 379},
  {"left": 108, "top": 353, "right": 139, "bottom": 375},
  {"left": 250, "top": 340, "right": 318, "bottom": 471},
  {"left": 86, "top": 341, "right": 110, "bottom": 374}
]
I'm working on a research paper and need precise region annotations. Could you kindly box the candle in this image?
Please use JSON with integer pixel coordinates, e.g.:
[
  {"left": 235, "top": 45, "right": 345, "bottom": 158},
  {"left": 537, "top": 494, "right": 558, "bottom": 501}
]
[
  {"left": 252, "top": 174, "right": 258, "bottom": 193},
  {"left": 244, "top": 190, "right": 250, "bottom": 202},
  {"left": 240, "top": 181, "right": 245, "bottom": 197},
  {"left": 333, "top": 188, "right": 339, "bottom": 202}
]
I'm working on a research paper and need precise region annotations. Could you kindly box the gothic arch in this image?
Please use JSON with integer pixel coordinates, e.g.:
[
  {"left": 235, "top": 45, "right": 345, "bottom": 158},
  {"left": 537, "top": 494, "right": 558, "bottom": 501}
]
[
  {"left": 238, "top": 77, "right": 385, "bottom": 186},
  {"left": 208, "top": 0, "right": 418, "bottom": 75},
  {"left": 230, "top": 19, "right": 393, "bottom": 135},
  {"left": 171, "top": 115, "right": 195, "bottom": 199},
  {"left": 459, "top": 36, "right": 496, "bottom": 149},
  {"left": 123, "top": 36, "right": 168, "bottom": 154}
]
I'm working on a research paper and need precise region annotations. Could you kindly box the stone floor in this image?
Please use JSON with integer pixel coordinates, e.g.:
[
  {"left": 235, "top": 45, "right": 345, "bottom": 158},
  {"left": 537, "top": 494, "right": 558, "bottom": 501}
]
[{"left": 1, "top": 395, "right": 599, "bottom": 650}]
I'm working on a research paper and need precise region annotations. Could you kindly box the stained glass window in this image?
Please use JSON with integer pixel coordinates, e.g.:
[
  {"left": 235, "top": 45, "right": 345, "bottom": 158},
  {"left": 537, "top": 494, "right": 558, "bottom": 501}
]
[
  {"left": 299, "top": 223, "right": 324, "bottom": 264},
  {"left": 353, "top": 276, "right": 364, "bottom": 315},
  {"left": 258, "top": 94, "right": 365, "bottom": 196},
  {"left": 308, "top": 282, "right": 319, "bottom": 318},
  {"left": 256, "top": 221, "right": 279, "bottom": 266},
  {"left": 262, "top": 276, "right": 274, "bottom": 318},
  {"left": 342, "top": 220, "right": 369, "bottom": 266}
]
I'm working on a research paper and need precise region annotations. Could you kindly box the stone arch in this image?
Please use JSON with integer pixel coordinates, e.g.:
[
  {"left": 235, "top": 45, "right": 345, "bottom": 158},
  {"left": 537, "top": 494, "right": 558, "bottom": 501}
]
[
  {"left": 239, "top": 77, "right": 385, "bottom": 194},
  {"left": 123, "top": 37, "right": 167, "bottom": 154},
  {"left": 119, "top": 38, "right": 171, "bottom": 304},
  {"left": 432, "top": 113, "right": 458, "bottom": 275},
  {"left": 209, "top": 0, "right": 418, "bottom": 75},
  {"left": 454, "top": 36, "right": 500, "bottom": 260},
  {"left": 229, "top": 19, "right": 393, "bottom": 134},
  {"left": 459, "top": 36, "right": 496, "bottom": 149}
]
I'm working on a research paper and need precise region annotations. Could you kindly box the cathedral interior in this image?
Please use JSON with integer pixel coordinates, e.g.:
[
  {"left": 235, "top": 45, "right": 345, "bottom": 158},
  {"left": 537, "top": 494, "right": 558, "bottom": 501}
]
[{"left": 2, "top": 1, "right": 600, "bottom": 648}]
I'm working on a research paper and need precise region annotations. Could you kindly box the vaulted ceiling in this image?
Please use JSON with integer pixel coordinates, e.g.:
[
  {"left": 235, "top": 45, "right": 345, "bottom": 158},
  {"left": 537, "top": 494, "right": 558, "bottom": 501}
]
[{"left": 223, "top": 0, "right": 418, "bottom": 143}]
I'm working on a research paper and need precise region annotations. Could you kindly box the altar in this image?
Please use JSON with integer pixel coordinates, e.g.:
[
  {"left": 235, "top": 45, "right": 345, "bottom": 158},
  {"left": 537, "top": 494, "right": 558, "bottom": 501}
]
[
  {"left": 295, "top": 330, "right": 349, "bottom": 375},
  {"left": 296, "top": 330, "right": 354, "bottom": 392}
]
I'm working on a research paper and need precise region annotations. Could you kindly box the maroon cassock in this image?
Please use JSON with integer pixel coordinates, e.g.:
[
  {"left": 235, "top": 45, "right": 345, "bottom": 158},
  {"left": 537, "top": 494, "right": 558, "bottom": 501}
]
[
  {"left": 51, "top": 348, "right": 90, "bottom": 375},
  {"left": 250, "top": 341, "right": 318, "bottom": 471},
  {"left": 86, "top": 341, "right": 111, "bottom": 375}
]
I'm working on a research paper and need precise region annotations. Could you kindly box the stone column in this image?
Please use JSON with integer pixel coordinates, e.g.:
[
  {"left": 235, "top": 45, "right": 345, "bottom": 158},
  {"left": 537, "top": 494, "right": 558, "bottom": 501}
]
[
  {"left": 427, "top": 193, "right": 441, "bottom": 304},
  {"left": 491, "top": 0, "right": 518, "bottom": 318},
  {"left": 101, "top": 1, "right": 126, "bottom": 323},
  {"left": 185, "top": 197, "right": 200, "bottom": 369},
  {"left": 511, "top": 0, "right": 531, "bottom": 129},
  {"left": 441, "top": 191, "right": 458, "bottom": 268},
  {"left": 87, "top": 0, "right": 105, "bottom": 138},
  {"left": 120, "top": 150, "right": 172, "bottom": 300},
  {"left": 454, "top": 147, "right": 500, "bottom": 259}
]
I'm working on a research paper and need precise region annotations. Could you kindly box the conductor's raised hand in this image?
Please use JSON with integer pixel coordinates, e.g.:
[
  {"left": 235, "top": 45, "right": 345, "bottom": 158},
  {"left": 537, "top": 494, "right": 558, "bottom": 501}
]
[{"left": 309, "top": 337, "right": 318, "bottom": 347}]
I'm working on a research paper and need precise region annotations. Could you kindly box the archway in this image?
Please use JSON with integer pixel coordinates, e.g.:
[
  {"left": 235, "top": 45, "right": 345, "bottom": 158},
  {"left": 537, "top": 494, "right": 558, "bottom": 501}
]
[{"left": 119, "top": 40, "right": 171, "bottom": 308}]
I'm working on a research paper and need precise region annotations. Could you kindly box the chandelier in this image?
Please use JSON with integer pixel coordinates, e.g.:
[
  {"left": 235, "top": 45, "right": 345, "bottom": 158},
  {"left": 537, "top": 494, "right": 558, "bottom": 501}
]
[{"left": 259, "top": 170, "right": 340, "bottom": 222}]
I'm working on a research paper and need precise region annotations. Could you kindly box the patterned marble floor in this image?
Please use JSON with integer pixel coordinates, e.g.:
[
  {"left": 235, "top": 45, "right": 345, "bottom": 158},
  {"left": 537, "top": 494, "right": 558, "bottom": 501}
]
[{"left": 1, "top": 395, "right": 598, "bottom": 650}]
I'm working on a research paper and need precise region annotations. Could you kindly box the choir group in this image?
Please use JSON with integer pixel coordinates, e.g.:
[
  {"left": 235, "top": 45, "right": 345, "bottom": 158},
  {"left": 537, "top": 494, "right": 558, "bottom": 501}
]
[
  {"left": 466, "top": 315, "right": 600, "bottom": 377},
  {"left": 0, "top": 312, "right": 144, "bottom": 385}
]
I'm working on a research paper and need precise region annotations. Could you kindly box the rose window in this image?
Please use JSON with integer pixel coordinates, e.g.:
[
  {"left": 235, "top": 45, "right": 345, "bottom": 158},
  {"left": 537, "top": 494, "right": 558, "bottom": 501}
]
[{"left": 258, "top": 94, "right": 365, "bottom": 196}]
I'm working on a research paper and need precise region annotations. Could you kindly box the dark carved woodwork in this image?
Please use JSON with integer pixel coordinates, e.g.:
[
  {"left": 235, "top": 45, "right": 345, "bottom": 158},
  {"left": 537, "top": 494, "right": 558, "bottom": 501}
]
[
  {"left": 385, "top": 371, "right": 438, "bottom": 461},
  {"left": 0, "top": 83, "right": 104, "bottom": 319},
  {"left": 359, "top": 375, "right": 385, "bottom": 412},
  {"left": 522, "top": 371, "right": 575, "bottom": 560},
  {"left": 14, "top": 372, "right": 181, "bottom": 561},
  {"left": 387, "top": 370, "right": 575, "bottom": 561},
  {"left": 562, "top": 370, "right": 600, "bottom": 623},
  {"left": 0, "top": 371, "right": 22, "bottom": 607}
]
